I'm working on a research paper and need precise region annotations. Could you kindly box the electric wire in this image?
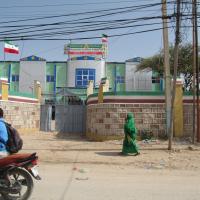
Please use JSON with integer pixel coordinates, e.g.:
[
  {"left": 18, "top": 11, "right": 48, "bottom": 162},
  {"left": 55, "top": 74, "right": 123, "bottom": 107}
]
[
  {"left": 0, "top": 1, "right": 194, "bottom": 44},
  {"left": 0, "top": 2, "right": 167, "bottom": 25}
]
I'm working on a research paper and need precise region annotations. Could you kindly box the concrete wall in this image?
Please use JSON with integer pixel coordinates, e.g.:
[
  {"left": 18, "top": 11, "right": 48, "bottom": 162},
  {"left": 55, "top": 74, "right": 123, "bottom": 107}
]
[
  {"left": 0, "top": 100, "right": 40, "bottom": 131},
  {"left": 19, "top": 61, "right": 46, "bottom": 94},
  {"left": 67, "top": 60, "right": 105, "bottom": 87}
]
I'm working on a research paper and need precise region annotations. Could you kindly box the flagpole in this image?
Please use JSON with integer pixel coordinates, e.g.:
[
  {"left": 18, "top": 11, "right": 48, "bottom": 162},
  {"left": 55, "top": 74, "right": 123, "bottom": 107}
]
[
  {"left": 102, "top": 34, "right": 108, "bottom": 79},
  {"left": 3, "top": 44, "right": 5, "bottom": 78}
]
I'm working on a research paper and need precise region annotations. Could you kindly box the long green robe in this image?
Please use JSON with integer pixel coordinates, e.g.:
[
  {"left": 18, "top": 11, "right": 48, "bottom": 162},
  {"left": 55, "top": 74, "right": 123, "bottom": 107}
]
[{"left": 122, "top": 113, "right": 139, "bottom": 155}]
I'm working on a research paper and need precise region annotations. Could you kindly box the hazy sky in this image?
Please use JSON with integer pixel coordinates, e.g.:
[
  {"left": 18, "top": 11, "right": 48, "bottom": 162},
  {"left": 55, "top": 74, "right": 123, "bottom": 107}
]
[{"left": 0, "top": 0, "right": 194, "bottom": 62}]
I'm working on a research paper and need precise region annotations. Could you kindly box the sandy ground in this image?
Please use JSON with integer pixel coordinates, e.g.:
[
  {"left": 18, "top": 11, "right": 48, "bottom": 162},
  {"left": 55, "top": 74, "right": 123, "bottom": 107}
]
[{"left": 21, "top": 131, "right": 200, "bottom": 171}]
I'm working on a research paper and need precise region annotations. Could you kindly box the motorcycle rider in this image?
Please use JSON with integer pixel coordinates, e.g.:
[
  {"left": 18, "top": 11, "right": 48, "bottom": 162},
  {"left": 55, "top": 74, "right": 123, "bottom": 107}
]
[{"left": 0, "top": 108, "right": 9, "bottom": 158}]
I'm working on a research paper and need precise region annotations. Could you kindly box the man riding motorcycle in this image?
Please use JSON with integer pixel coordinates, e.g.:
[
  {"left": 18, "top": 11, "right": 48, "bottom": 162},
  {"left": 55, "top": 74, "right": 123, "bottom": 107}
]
[{"left": 0, "top": 107, "right": 41, "bottom": 200}]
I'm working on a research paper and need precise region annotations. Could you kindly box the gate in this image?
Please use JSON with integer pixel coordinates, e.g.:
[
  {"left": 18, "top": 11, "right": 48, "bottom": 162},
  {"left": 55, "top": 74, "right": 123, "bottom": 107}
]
[
  {"left": 55, "top": 105, "right": 86, "bottom": 135},
  {"left": 40, "top": 104, "right": 52, "bottom": 131}
]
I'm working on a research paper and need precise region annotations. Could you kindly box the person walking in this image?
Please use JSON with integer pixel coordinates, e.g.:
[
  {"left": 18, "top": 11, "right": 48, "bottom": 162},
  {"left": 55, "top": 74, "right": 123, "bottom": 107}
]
[
  {"left": 0, "top": 108, "right": 9, "bottom": 158},
  {"left": 122, "top": 113, "right": 140, "bottom": 155}
]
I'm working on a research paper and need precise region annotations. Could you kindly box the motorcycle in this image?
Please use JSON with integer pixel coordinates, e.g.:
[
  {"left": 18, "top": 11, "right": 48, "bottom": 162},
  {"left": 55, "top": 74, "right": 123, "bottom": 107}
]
[{"left": 0, "top": 153, "right": 41, "bottom": 200}]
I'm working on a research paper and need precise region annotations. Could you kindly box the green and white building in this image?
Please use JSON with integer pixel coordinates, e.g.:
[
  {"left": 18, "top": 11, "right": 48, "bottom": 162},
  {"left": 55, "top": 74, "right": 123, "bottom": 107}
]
[{"left": 0, "top": 43, "right": 162, "bottom": 104}]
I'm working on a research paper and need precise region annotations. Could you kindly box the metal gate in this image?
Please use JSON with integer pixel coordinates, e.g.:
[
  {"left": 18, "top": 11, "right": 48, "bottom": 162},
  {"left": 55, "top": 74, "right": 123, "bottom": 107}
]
[
  {"left": 40, "top": 104, "right": 52, "bottom": 131},
  {"left": 55, "top": 105, "right": 86, "bottom": 135}
]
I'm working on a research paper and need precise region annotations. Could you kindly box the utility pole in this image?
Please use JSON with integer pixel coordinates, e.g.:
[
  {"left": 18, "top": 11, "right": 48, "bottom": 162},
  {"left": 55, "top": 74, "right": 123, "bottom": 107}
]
[
  {"left": 162, "top": 0, "right": 171, "bottom": 148},
  {"left": 193, "top": 0, "right": 200, "bottom": 142},
  {"left": 192, "top": 0, "right": 196, "bottom": 144},
  {"left": 169, "top": 0, "right": 181, "bottom": 150}
]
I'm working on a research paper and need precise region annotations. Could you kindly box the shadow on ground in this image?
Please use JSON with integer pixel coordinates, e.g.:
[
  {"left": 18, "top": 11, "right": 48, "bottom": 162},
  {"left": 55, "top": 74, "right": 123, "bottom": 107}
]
[{"left": 95, "top": 151, "right": 127, "bottom": 157}]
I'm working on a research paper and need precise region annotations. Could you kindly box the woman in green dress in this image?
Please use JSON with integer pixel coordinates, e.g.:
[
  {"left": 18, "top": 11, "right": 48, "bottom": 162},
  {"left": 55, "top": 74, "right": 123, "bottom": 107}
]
[{"left": 122, "top": 113, "right": 140, "bottom": 155}]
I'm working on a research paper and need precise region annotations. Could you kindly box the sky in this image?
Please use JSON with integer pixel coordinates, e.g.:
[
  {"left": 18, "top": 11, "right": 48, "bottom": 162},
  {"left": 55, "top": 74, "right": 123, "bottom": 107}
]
[{"left": 0, "top": 0, "right": 195, "bottom": 62}]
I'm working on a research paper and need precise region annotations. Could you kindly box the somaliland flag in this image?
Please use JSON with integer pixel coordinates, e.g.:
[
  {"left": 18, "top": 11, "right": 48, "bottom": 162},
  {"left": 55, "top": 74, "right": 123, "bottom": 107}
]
[{"left": 4, "top": 41, "right": 19, "bottom": 54}]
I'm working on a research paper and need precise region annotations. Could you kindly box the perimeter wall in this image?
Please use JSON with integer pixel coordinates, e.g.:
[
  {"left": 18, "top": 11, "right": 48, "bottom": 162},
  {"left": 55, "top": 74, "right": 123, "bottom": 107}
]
[{"left": 86, "top": 92, "right": 193, "bottom": 141}]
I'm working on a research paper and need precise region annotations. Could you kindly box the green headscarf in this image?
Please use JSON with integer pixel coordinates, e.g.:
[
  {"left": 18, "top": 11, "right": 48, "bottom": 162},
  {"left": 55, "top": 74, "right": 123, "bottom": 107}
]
[{"left": 124, "top": 113, "right": 137, "bottom": 134}]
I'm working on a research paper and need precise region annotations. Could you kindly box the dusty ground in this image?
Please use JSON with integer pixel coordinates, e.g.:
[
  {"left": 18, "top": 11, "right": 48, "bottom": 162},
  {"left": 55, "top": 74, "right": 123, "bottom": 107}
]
[
  {"left": 21, "top": 131, "right": 200, "bottom": 171},
  {"left": 8, "top": 131, "right": 200, "bottom": 200}
]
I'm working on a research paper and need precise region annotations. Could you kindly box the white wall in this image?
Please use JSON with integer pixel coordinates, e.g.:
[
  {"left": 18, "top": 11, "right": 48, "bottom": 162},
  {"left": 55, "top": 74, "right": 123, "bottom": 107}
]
[
  {"left": 125, "top": 61, "right": 152, "bottom": 91},
  {"left": 67, "top": 60, "right": 105, "bottom": 87},
  {"left": 19, "top": 61, "right": 46, "bottom": 93}
]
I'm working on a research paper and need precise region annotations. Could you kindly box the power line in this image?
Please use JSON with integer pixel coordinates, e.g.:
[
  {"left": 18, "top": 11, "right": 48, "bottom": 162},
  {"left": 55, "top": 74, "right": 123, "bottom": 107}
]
[
  {"left": 0, "top": 2, "right": 174, "bottom": 39},
  {"left": 0, "top": 14, "right": 195, "bottom": 40},
  {"left": 0, "top": 0, "right": 161, "bottom": 9},
  {"left": 0, "top": 16, "right": 164, "bottom": 36},
  {"left": 5, "top": 24, "right": 198, "bottom": 42},
  {"left": 0, "top": 26, "right": 170, "bottom": 42},
  {"left": 1, "top": 1, "right": 195, "bottom": 44},
  {"left": 0, "top": 2, "right": 172, "bottom": 25},
  {"left": 0, "top": 8, "right": 175, "bottom": 19}
]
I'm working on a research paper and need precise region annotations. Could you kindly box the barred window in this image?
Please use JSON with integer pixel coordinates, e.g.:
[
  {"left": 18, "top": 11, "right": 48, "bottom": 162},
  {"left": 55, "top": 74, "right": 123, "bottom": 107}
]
[{"left": 75, "top": 68, "right": 95, "bottom": 88}]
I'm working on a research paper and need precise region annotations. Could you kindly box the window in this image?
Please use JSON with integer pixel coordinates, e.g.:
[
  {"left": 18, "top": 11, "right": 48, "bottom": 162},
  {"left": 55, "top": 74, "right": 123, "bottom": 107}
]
[
  {"left": 46, "top": 75, "right": 55, "bottom": 82},
  {"left": 12, "top": 75, "right": 19, "bottom": 82},
  {"left": 116, "top": 76, "right": 125, "bottom": 84},
  {"left": 75, "top": 69, "right": 95, "bottom": 88}
]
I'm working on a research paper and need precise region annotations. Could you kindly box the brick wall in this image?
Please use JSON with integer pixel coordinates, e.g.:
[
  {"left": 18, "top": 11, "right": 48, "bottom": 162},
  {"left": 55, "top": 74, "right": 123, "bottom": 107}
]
[
  {"left": 87, "top": 103, "right": 166, "bottom": 141},
  {"left": 0, "top": 101, "right": 40, "bottom": 131},
  {"left": 86, "top": 103, "right": 193, "bottom": 141}
]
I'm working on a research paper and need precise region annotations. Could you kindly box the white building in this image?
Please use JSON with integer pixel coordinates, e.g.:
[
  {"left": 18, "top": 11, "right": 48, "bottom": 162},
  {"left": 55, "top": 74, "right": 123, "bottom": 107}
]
[
  {"left": 65, "top": 43, "right": 107, "bottom": 88},
  {"left": 19, "top": 56, "right": 46, "bottom": 94},
  {"left": 125, "top": 57, "right": 152, "bottom": 91}
]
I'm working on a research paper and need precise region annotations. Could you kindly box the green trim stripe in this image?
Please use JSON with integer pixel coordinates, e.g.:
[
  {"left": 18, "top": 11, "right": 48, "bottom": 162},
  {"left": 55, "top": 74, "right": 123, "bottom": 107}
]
[{"left": 67, "top": 44, "right": 103, "bottom": 49}]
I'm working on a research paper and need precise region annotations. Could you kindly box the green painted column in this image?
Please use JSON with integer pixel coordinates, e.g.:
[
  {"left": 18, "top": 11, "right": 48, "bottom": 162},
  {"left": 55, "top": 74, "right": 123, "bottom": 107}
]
[
  {"left": 105, "top": 63, "right": 115, "bottom": 91},
  {"left": 152, "top": 71, "right": 161, "bottom": 91},
  {"left": 105, "top": 62, "right": 125, "bottom": 92},
  {"left": 116, "top": 63, "right": 125, "bottom": 92}
]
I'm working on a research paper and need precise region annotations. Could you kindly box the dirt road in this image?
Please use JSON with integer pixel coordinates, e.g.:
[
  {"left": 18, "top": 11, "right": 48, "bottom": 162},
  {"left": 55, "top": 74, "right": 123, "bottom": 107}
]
[
  {"left": 31, "top": 163, "right": 200, "bottom": 200},
  {"left": 16, "top": 132, "right": 200, "bottom": 199}
]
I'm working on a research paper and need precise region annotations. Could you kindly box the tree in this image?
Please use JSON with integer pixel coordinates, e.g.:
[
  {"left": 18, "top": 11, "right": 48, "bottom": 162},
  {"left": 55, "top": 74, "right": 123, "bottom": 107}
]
[{"left": 137, "top": 44, "right": 194, "bottom": 91}]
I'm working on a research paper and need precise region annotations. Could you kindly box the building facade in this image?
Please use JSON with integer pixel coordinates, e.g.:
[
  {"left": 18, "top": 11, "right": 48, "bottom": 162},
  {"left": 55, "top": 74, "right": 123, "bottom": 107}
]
[
  {"left": 0, "top": 57, "right": 127, "bottom": 103},
  {"left": 0, "top": 45, "right": 162, "bottom": 104}
]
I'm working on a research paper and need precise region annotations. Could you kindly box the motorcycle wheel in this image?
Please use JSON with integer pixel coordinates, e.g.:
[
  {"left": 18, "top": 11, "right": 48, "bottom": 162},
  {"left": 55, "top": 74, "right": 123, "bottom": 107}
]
[{"left": 1, "top": 168, "right": 33, "bottom": 200}]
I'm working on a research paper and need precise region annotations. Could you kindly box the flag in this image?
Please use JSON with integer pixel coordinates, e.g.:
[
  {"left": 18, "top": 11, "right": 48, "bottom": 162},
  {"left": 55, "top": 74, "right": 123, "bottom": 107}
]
[
  {"left": 102, "top": 34, "right": 108, "bottom": 43},
  {"left": 4, "top": 41, "right": 19, "bottom": 54}
]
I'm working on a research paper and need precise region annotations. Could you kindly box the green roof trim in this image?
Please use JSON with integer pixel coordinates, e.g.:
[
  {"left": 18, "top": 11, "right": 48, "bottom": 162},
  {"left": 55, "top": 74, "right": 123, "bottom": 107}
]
[{"left": 67, "top": 44, "right": 103, "bottom": 49}]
